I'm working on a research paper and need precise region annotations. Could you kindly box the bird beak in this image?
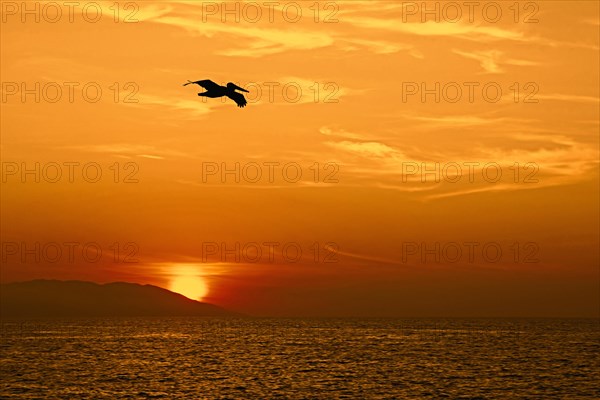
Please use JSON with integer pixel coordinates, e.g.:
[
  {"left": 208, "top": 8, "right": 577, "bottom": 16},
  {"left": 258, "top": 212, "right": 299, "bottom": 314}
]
[{"left": 232, "top": 84, "right": 249, "bottom": 93}]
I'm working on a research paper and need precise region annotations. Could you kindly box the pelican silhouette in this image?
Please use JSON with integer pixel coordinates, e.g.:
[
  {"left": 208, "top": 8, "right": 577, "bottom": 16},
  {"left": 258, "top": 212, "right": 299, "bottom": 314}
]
[{"left": 183, "top": 79, "right": 249, "bottom": 108}]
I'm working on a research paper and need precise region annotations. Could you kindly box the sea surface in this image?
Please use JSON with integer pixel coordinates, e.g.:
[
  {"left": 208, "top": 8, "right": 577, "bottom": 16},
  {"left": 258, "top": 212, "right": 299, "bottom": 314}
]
[{"left": 1, "top": 318, "right": 598, "bottom": 399}]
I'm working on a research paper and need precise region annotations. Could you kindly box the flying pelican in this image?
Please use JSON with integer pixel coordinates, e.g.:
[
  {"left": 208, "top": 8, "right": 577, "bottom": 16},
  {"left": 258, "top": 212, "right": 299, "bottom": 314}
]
[{"left": 183, "top": 79, "right": 249, "bottom": 108}]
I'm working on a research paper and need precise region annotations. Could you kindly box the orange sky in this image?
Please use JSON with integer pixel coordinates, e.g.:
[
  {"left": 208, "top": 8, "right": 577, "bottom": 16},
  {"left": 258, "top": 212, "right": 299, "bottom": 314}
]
[{"left": 1, "top": 0, "right": 598, "bottom": 317}]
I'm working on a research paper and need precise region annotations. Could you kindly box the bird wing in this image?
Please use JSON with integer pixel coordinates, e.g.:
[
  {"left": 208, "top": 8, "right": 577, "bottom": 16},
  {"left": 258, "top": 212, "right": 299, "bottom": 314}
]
[
  {"left": 227, "top": 91, "right": 247, "bottom": 108},
  {"left": 183, "top": 79, "right": 221, "bottom": 90}
]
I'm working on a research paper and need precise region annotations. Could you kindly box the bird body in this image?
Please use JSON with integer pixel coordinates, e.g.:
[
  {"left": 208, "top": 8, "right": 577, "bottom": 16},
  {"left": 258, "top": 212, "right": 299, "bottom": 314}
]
[{"left": 184, "top": 79, "right": 249, "bottom": 108}]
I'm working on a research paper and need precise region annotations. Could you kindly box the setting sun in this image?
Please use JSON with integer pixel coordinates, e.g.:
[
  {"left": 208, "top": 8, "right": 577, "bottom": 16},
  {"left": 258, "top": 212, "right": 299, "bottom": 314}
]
[{"left": 169, "top": 265, "right": 209, "bottom": 301}]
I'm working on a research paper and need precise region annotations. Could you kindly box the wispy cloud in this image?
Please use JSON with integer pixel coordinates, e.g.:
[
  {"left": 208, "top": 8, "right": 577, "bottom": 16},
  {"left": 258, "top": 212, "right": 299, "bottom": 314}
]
[
  {"left": 132, "top": 93, "right": 217, "bottom": 117},
  {"left": 344, "top": 16, "right": 598, "bottom": 50},
  {"left": 582, "top": 18, "right": 600, "bottom": 26},
  {"left": 338, "top": 38, "right": 418, "bottom": 56},
  {"left": 273, "top": 76, "right": 355, "bottom": 104},
  {"left": 405, "top": 114, "right": 523, "bottom": 127},
  {"left": 326, "top": 140, "right": 399, "bottom": 158},
  {"left": 536, "top": 94, "right": 600, "bottom": 104},
  {"left": 452, "top": 49, "right": 539, "bottom": 73},
  {"left": 137, "top": 2, "right": 421, "bottom": 57},
  {"left": 319, "top": 127, "right": 364, "bottom": 140},
  {"left": 321, "top": 125, "right": 598, "bottom": 199},
  {"left": 147, "top": 15, "right": 334, "bottom": 57},
  {"left": 57, "top": 143, "right": 188, "bottom": 159},
  {"left": 344, "top": 19, "right": 526, "bottom": 42}
]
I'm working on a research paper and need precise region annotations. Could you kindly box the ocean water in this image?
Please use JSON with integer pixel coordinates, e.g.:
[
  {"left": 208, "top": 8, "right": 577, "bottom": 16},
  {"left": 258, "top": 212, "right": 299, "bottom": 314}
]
[{"left": 1, "top": 318, "right": 598, "bottom": 399}]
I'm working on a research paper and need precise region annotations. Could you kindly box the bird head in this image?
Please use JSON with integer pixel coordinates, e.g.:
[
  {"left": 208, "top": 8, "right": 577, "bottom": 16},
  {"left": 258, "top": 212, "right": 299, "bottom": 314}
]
[{"left": 227, "top": 82, "right": 249, "bottom": 93}]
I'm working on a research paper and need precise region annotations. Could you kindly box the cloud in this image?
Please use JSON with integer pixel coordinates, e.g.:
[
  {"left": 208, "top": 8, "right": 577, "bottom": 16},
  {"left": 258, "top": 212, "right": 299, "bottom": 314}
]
[
  {"left": 452, "top": 49, "right": 539, "bottom": 73},
  {"left": 536, "top": 94, "right": 600, "bottom": 104},
  {"left": 344, "top": 16, "right": 598, "bottom": 50},
  {"left": 582, "top": 18, "right": 600, "bottom": 26},
  {"left": 147, "top": 15, "right": 335, "bottom": 57},
  {"left": 405, "top": 114, "right": 521, "bottom": 127},
  {"left": 322, "top": 125, "right": 598, "bottom": 199},
  {"left": 57, "top": 143, "right": 188, "bottom": 159},
  {"left": 272, "top": 76, "right": 355, "bottom": 104},
  {"left": 132, "top": 93, "right": 216, "bottom": 116},
  {"left": 326, "top": 140, "right": 399, "bottom": 158},
  {"left": 319, "top": 127, "right": 364, "bottom": 140},
  {"left": 325, "top": 246, "right": 406, "bottom": 268},
  {"left": 138, "top": 154, "right": 165, "bottom": 160},
  {"left": 344, "top": 18, "right": 526, "bottom": 42},
  {"left": 136, "top": 2, "right": 421, "bottom": 57},
  {"left": 338, "top": 38, "right": 417, "bottom": 55}
]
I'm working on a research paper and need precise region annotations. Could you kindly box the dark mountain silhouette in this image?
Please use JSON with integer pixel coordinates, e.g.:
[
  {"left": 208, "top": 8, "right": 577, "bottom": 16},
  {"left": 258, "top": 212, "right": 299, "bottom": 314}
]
[{"left": 0, "top": 280, "right": 240, "bottom": 317}]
